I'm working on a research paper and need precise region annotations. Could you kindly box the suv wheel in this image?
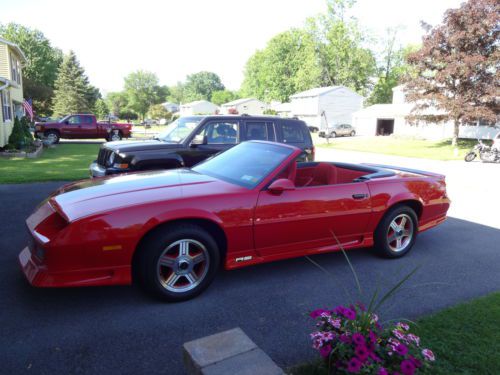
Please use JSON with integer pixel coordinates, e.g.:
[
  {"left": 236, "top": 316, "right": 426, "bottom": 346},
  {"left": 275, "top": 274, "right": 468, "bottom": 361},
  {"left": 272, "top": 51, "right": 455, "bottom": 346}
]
[
  {"left": 108, "top": 130, "right": 122, "bottom": 142},
  {"left": 45, "top": 131, "right": 60, "bottom": 144}
]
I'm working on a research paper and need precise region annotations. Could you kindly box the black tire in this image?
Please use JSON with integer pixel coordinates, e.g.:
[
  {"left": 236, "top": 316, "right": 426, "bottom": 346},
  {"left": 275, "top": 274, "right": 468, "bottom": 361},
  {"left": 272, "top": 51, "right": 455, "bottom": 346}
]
[
  {"left": 350, "top": 130, "right": 356, "bottom": 137},
  {"left": 45, "top": 130, "right": 60, "bottom": 144},
  {"left": 135, "top": 224, "right": 220, "bottom": 302},
  {"left": 374, "top": 205, "right": 418, "bottom": 258},
  {"left": 107, "top": 130, "right": 122, "bottom": 142},
  {"left": 464, "top": 152, "right": 476, "bottom": 162}
]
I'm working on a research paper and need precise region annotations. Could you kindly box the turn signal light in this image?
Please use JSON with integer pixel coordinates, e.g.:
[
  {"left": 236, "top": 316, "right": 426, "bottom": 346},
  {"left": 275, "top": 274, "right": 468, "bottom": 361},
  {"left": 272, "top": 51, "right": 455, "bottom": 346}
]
[{"left": 113, "top": 163, "right": 129, "bottom": 169}]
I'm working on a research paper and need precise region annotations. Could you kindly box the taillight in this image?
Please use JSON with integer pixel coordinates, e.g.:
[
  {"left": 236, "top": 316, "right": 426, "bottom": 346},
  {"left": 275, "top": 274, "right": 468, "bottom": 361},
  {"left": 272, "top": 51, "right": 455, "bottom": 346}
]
[{"left": 311, "top": 145, "right": 316, "bottom": 161}]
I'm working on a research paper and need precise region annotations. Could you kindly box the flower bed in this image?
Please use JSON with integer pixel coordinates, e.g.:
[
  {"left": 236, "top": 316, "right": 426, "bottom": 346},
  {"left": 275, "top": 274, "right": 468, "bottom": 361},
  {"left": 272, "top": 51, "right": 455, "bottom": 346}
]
[
  {"left": 0, "top": 141, "right": 43, "bottom": 159},
  {"left": 310, "top": 303, "right": 435, "bottom": 374}
]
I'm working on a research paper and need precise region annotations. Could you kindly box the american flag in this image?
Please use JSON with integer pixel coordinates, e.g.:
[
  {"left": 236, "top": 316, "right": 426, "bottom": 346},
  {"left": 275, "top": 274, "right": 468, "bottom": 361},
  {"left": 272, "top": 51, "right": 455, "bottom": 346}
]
[{"left": 23, "top": 98, "right": 33, "bottom": 121}]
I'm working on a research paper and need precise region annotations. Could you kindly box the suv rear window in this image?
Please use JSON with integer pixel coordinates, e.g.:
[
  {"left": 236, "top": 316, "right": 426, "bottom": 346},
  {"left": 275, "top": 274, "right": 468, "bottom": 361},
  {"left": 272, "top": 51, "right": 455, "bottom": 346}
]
[{"left": 282, "top": 122, "right": 305, "bottom": 143}]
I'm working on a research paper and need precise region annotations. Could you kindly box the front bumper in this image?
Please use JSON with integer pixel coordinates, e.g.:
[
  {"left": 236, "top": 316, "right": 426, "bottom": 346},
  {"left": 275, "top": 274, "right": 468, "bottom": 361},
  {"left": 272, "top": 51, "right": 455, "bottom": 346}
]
[{"left": 89, "top": 161, "right": 130, "bottom": 178}]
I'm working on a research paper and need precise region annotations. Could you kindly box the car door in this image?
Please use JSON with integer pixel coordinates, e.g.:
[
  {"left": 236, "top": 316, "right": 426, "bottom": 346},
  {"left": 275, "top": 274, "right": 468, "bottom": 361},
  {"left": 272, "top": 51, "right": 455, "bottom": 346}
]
[
  {"left": 79, "top": 115, "right": 97, "bottom": 138},
  {"left": 61, "top": 115, "right": 83, "bottom": 138},
  {"left": 184, "top": 120, "right": 240, "bottom": 166},
  {"left": 253, "top": 175, "right": 372, "bottom": 257}
]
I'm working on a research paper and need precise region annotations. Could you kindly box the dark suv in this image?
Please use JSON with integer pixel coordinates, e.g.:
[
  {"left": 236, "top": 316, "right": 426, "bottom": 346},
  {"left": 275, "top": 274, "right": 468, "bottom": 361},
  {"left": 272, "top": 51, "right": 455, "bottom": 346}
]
[{"left": 89, "top": 115, "right": 315, "bottom": 177}]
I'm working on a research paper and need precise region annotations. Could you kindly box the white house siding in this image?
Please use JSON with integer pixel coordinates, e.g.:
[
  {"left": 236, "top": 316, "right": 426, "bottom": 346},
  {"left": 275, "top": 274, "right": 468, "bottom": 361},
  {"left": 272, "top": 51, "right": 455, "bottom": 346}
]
[
  {"left": 221, "top": 98, "right": 267, "bottom": 115},
  {"left": 180, "top": 101, "right": 218, "bottom": 116}
]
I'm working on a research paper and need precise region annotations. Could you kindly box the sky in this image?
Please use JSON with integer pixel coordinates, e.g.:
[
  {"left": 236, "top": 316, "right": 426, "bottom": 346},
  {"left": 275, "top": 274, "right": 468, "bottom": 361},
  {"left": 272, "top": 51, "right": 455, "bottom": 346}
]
[{"left": 1, "top": 0, "right": 464, "bottom": 95}]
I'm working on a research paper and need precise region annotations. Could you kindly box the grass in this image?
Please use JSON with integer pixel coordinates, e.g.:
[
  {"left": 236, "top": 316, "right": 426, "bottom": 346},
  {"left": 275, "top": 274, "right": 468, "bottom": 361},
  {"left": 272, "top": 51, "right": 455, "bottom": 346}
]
[
  {"left": 0, "top": 144, "right": 100, "bottom": 184},
  {"left": 289, "top": 292, "right": 500, "bottom": 375},
  {"left": 315, "top": 136, "right": 478, "bottom": 161}
]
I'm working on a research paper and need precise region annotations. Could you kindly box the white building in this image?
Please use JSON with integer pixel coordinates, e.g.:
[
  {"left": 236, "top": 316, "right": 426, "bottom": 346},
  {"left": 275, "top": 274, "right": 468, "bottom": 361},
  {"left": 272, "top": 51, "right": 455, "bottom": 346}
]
[
  {"left": 162, "top": 102, "right": 179, "bottom": 113},
  {"left": 272, "top": 102, "right": 292, "bottom": 118},
  {"left": 353, "top": 86, "right": 499, "bottom": 139},
  {"left": 290, "top": 86, "right": 364, "bottom": 131},
  {"left": 179, "top": 100, "right": 218, "bottom": 116},
  {"left": 221, "top": 98, "right": 267, "bottom": 115}
]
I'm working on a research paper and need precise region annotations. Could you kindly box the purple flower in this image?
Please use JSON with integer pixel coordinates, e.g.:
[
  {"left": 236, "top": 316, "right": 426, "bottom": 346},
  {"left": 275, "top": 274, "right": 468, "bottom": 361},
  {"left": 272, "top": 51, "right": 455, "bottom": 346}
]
[
  {"left": 395, "top": 343, "right": 409, "bottom": 356},
  {"left": 355, "top": 345, "right": 369, "bottom": 361},
  {"left": 357, "top": 301, "right": 366, "bottom": 311},
  {"left": 352, "top": 333, "right": 366, "bottom": 345},
  {"left": 310, "top": 309, "right": 329, "bottom": 319},
  {"left": 339, "top": 334, "right": 352, "bottom": 344},
  {"left": 344, "top": 308, "right": 356, "bottom": 320},
  {"left": 377, "top": 368, "right": 389, "bottom": 375},
  {"left": 319, "top": 343, "right": 332, "bottom": 358},
  {"left": 409, "top": 355, "right": 422, "bottom": 368},
  {"left": 369, "top": 331, "right": 378, "bottom": 343},
  {"left": 400, "top": 359, "right": 416, "bottom": 375},
  {"left": 369, "top": 352, "right": 382, "bottom": 363},
  {"left": 347, "top": 357, "right": 362, "bottom": 373},
  {"left": 422, "top": 348, "right": 436, "bottom": 361}
]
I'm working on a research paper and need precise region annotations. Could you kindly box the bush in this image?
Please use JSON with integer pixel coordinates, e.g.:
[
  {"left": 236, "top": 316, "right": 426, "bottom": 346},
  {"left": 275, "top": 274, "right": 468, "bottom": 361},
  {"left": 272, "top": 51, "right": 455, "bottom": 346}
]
[
  {"left": 263, "top": 109, "right": 278, "bottom": 115},
  {"left": 8, "top": 117, "right": 33, "bottom": 150},
  {"left": 171, "top": 113, "right": 180, "bottom": 122}
]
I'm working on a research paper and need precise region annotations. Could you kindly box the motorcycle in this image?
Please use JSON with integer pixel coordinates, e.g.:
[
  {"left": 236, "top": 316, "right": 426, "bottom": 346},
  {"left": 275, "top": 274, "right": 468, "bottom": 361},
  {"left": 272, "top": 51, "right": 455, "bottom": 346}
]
[{"left": 464, "top": 140, "right": 500, "bottom": 163}]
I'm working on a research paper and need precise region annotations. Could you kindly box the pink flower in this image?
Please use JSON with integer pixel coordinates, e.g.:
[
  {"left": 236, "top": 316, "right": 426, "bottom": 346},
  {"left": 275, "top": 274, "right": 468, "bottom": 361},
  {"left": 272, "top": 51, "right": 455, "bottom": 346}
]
[
  {"left": 422, "top": 348, "right": 436, "bottom": 361},
  {"left": 395, "top": 343, "right": 409, "bottom": 356},
  {"left": 370, "top": 313, "right": 379, "bottom": 323},
  {"left": 328, "top": 317, "right": 341, "bottom": 329},
  {"left": 407, "top": 333, "right": 420, "bottom": 346},
  {"left": 352, "top": 333, "right": 366, "bottom": 345},
  {"left": 347, "top": 357, "right": 362, "bottom": 373},
  {"left": 393, "top": 329, "right": 406, "bottom": 340},
  {"left": 397, "top": 322, "right": 410, "bottom": 331},
  {"left": 378, "top": 368, "right": 389, "bottom": 375},
  {"left": 320, "top": 343, "right": 332, "bottom": 358},
  {"left": 355, "top": 345, "right": 369, "bottom": 361},
  {"left": 400, "top": 359, "right": 416, "bottom": 375}
]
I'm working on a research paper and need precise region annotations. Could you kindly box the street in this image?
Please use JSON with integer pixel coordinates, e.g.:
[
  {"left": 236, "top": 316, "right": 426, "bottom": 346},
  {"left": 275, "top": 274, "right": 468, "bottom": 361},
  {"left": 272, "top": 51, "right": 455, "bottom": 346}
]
[{"left": 1, "top": 151, "right": 499, "bottom": 375}]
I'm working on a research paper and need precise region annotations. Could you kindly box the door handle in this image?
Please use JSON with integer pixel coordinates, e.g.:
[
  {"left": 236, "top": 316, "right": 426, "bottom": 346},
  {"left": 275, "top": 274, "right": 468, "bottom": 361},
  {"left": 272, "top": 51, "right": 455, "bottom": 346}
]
[{"left": 352, "top": 193, "right": 368, "bottom": 199}]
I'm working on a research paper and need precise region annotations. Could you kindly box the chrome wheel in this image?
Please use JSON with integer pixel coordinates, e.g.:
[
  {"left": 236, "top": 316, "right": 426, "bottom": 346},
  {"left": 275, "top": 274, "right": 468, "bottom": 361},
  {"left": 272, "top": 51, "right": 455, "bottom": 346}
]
[
  {"left": 110, "top": 131, "right": 121, "bottom": 141},
  {"left": 387, "top": 214, "right": 413, "bottom": 252},
  {"left": 46, "top": 133, "right": 58, "bottom": 144},
  {"left": 157, "top": 239, "right": 209, "bottom": 293}
]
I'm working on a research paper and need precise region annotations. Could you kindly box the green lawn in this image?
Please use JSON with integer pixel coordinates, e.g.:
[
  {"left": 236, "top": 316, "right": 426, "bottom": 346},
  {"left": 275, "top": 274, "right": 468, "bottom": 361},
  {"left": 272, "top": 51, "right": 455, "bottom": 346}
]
[
  {"left": 315, "top": 136, "right": 478, "bottom": 161},
  {"left": 0, "top": 144, "right": 100, "bottom": 183},
  {"left": 289, "top": 292, "right": 500, "bottom": 375}
]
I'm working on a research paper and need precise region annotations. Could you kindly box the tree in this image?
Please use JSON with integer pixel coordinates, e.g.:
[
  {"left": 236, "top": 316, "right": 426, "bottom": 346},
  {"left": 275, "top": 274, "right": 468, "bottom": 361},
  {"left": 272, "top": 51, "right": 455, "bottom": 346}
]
[
  {"left": 241, "top": 29, "right": 321, "bottom": 102},
  {"left": 367, "top": 29, "right": 418, "bottom": 105},
  {"left": 167, "top": 82, "right": 185, "bottom": 104},
  {"left": 308, "top": 0, "right": 377, "bottom": 96},
  {"left": 94, "top": 99, "right": 109, "bottom": 119},
  {"left": 52, "top": 51, "right": 99, "bottom": 116},
  {"left": 0, "top": 23, "right": 63, "bottom": 115},
  {"left": 211, "top": 90, "right": 239, "bottom": 105},
  {"left": 124, "top": 70, "right": 163, "bottom": 121},
  {"left": 404, "top": 0, "right": 499, "bottom": 146},
  {"left": 106, "top": 91, "right": 129, "bottom": 116},
  {"left": 148, "top": 104, "right": 172, "bottom": 120},
  {"left": 183, "top": 71, "right": 225, "bottom": 102}
]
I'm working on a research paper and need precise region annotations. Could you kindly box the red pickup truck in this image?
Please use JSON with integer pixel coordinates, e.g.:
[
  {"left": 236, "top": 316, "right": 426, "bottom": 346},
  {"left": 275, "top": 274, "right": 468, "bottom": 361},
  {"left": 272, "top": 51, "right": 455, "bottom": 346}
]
[{"left": 34, "top": 114, "right": 132, "bottom": 143}]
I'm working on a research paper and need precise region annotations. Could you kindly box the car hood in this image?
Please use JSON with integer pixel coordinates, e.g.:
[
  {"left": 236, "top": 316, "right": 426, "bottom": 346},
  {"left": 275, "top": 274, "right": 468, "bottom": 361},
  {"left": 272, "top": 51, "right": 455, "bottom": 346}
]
[
  {"left": 104, "top": 139, "right": 182, "bottom": 152},
  {"left": 51, "top": 169, "right": 242, "bottom": 222}
]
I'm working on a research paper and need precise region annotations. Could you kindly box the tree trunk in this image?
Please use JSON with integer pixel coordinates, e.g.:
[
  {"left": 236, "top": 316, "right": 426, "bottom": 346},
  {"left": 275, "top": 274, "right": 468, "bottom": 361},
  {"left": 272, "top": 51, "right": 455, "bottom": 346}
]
[{"left": 452, "top": 119, "right": 460, "bottom": 146}]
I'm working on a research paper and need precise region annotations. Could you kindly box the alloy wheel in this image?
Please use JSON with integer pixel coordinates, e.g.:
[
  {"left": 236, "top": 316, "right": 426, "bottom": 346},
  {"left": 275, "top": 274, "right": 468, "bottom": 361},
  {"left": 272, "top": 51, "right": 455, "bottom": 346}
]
[
  {"left": 386, "top": 214, "right": 413, "bottom": 252},
  {"left": 156, "top": 239, "right": 209, "bottom": 293}
]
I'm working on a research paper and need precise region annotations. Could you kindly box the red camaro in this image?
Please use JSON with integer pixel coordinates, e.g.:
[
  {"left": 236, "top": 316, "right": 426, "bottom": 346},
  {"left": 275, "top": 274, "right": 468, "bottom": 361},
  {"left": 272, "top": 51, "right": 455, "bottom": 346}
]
[{"left": 19, "top": 141, "right": 450, "bottom": 301}]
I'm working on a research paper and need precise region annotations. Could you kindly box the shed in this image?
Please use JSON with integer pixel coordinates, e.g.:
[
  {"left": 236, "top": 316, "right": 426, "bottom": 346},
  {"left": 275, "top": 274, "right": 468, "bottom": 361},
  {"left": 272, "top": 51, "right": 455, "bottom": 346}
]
[
  {"left": 221, "top": 98, "right": 267, "bottom": 115},
  {"left": 290, "top": 86, "right": 364, "bottom": 131},
  {"left": 179, "top": 100, "right": 218, "bottom": 116}
]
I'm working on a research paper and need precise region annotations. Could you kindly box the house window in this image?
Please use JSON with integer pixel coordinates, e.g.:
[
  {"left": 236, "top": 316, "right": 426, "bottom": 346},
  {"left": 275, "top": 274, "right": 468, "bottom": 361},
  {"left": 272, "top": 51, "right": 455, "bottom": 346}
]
[
  {"left": 10, "top": 54, "right": 21, "bottom": 84},
  {"left": 1, "top": 90, "right": 12, "bottom": 122}
]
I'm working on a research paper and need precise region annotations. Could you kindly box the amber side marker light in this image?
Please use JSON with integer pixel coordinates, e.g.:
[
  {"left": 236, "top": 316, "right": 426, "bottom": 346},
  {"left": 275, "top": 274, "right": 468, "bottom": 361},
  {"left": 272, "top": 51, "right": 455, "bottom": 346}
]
[{"left": 102, "top": 245, "right": 122, "bottom": 251}]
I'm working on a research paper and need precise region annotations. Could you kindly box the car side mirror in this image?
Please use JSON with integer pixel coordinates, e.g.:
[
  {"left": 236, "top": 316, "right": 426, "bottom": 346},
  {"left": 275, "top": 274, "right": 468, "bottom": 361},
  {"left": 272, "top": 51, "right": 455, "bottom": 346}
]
[
  {"left": 268, "top": 178, "right": 295, "bottom": 195},
  {"left": 191, "top": 135, "right": 207, "bottom": 147}
]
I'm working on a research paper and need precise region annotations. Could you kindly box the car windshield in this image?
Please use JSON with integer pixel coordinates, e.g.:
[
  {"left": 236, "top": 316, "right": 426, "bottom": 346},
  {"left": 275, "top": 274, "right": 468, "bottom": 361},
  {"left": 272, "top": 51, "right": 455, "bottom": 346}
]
[
  {"left": 193, "top": 142, "right": 294, "bottom": 189},
  {"left": 157, "top": 117, "right": 202, "bottom": 143},
  {"left": 58, "top": 115, "right": 71, "bottom": 123}
]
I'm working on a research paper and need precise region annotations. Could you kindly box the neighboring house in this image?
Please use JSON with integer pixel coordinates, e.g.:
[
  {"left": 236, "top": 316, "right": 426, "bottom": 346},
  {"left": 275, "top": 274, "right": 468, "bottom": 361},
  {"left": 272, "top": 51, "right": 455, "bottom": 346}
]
[
  {"left": 353, "top": 85, "right": 499, "bottom": 139},
  {"left": 221, "top": 98, "right": 267, "bottom": 115},
  {"left": 290, "top": 86, "right": 364, "bottom": 130},
  {"left": 271, "top": 101, "right": 292, "bottom": 118},
  {"left": 162, "top": 102, "right": 179, "bottom": 113},
  {"left": 0, "top": 37, "right": 27, "bottom": 147},
  {"left": 179, "top": 100, "right": 218, "bottom": 116}
]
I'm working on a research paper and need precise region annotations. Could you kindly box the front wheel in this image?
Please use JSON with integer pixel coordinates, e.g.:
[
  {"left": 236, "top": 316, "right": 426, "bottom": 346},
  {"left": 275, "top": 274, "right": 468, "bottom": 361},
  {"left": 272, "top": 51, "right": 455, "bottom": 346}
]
[
  {"left": 330, "top": 132, "right": 337, "bottom": 138},
  {"left": 374, "top": 206, "right": 418, "bottom": 258},
  {"left": 464, "top": 152, "right": 476, "bottom": 162},
  {"left": 135, "top": 224, "right": 220, "bottom": 302},
  {"left": 108, "top": 130, "right": 122, "bottom": 142},
  {"left": 45, "top": 130, "right": 60, "bottom": 144},
  {"left": 350, "top": 130, "right": 356, "bottom": 137}
]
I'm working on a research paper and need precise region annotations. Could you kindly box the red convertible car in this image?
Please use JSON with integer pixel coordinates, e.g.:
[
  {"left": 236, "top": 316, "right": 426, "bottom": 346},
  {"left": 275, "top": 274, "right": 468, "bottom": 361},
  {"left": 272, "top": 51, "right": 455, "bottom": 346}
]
[{"left": 19, "top": 141, "right": 450, "bottom": 301}]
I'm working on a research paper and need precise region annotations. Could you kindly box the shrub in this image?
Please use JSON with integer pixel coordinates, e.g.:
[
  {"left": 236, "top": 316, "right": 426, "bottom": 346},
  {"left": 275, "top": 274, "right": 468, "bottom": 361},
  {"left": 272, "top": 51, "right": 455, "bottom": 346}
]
[
  {"left": 20, "top": 116, "right": 34, "bottom": 143},
  {"left": 263, "top": 109, "right": 278, "bottom": 115},
  {"left": 8, "top": 117, "right": 32, "bottom": 149}
]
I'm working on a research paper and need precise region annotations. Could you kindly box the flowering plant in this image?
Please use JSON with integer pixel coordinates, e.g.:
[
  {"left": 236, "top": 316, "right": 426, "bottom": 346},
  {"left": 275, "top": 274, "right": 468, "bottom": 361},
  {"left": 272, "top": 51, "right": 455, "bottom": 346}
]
[{"left": 310, "top": 303, "right": 435, "bottom": 374}]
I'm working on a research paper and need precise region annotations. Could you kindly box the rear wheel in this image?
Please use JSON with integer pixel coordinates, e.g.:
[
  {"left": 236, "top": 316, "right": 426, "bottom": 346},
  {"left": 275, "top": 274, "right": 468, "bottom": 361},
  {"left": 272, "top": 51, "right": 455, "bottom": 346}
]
[
  {"left": 44, "top": 130, "right": 60, "bottom": 144},
  {"left": 464, "top": 152, "right": 476, "bottom": 162},
  {"left": 350, "top": 130, "right": 356, "bottom": 137},
  {"left": 374, "top": 206, "right": 417, "bottom": 258},
  {"left": 330, "top": 132, "right": 337, "bottom": 138},
  {"left": 135, "top": 224, "right": 220, "bottom": 302}
]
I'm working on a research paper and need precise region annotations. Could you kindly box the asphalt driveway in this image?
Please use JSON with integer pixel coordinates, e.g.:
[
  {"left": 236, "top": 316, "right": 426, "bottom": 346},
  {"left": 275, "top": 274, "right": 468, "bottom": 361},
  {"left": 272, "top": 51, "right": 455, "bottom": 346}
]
[{"left": 1, "top": 153, "right": 500, "bottom": 375}]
